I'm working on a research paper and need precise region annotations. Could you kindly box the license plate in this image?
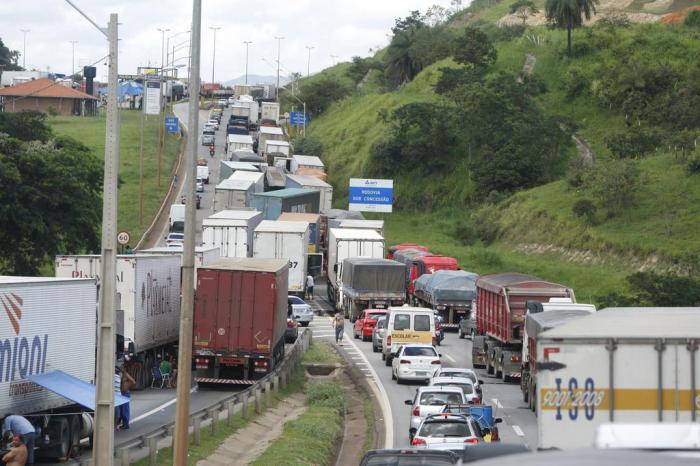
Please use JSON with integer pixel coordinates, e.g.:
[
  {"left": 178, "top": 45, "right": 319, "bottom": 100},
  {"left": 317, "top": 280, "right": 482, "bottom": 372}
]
[{"left": 415, "top": 371, "right": 427, "bottom": 376}]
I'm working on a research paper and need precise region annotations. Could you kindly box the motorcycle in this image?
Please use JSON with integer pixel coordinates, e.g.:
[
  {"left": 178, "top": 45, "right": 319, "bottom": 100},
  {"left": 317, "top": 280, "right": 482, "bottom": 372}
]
[
  {"left": 181, "top": 195, "right": 201, "bottom": 210},
  {"left": 209, "top": 144, "right": 215, "bottom": 157}
]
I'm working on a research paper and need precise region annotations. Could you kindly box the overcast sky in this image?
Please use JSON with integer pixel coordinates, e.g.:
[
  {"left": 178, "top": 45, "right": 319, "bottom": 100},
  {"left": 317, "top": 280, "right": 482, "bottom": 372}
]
[{"left": 2, "top": 0, "right": 458, "bottom": 83}]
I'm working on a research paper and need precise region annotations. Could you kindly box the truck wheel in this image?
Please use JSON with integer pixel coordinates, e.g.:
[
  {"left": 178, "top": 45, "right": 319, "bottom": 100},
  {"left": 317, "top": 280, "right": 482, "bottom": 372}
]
[
  {"left": 529, "top": 384, "right": 536, "bottom": 413},
  {"left": 458, "top": 328, "right": 464, "bottom": 339},
  {"left": 354, "top": 329, "right": 359, "bottom": 339},
  {"left": 522, "top": 380, "right": 529, "bottom": 403},
  {"left": 381, "top": 352, "right": 386, "bottom": 361},
  {"left": 385, "top": 356, "right": 392, "bottom": 367},
  {"left": 68, "top": 415, "right": 82, "bottom": 458}
]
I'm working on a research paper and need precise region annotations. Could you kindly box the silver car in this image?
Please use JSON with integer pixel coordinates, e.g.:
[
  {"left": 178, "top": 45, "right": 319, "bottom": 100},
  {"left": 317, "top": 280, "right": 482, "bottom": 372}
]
[
  {"left": 288, "top": 296, "right": 313, "bottom": 326},
  {"left": 405, "top": 385, "right": 466, "bottom": 440},
  {"left": 434, "top": 368, "right": 484, "bottom": 398},
  {"left": 429, "top": 376, "right": 481, "bottom": 404},
  {"left": 201, "top": 133, "right": 215, "bottom": 146},
  {"left": 412, "top": 413, "right": 481, "bottom": 450},
  {"left": 372, "top": 316, "right": 387, "bottom": 353}
]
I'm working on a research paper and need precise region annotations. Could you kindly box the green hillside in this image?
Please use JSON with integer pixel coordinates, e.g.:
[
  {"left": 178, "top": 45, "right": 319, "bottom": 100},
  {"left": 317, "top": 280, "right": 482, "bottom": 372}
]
[{"left": 300, "top": 5, "right": 700, "bottom": 303}]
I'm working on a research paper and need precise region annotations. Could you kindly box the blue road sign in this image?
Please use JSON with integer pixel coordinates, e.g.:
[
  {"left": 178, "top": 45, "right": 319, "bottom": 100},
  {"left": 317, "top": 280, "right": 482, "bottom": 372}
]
[
  {"left": 165, "top": 116, "right": 179, "bottom": 133},
  {"left": 349, "top": 178, "right": 393, "bottom": 213},
  {"left": 289, "top": 111, "right": 310, "bottom": 126}
]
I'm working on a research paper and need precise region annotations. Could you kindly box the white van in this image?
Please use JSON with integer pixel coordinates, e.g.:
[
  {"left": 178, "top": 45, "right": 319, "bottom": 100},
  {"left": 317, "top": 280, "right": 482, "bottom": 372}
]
[
  {"left": 169, "top": 204, "right": 185, "bottom": 232},
  {"left": 381, "top": 306, "right": 436, "bottom": 366}
]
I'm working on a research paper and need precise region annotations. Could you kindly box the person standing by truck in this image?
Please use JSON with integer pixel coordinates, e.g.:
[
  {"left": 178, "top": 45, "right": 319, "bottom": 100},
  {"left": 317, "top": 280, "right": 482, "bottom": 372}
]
[
  {"left": 2, "top": 433, "right": 28, "bottom": 466},
  {"left": 333, "top": 312, "right": 345, "bottom": 344},
  {"left": 118, "top": 368, "right": 136, "bottom": 430},
  {"left": 305, "top": 274, "right": 315, "bottom": 300},
  {"left": 2, "top": 416, "right": 34, "bottom": 466}
]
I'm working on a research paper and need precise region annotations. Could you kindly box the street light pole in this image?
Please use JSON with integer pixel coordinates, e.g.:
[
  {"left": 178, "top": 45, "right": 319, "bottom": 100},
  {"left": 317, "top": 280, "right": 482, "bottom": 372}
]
[
  {"left": 243, "top": 41, "right": 252, "bottom": 85},
  {"left": 331, "top": 54, "right": 339, "bottom": 66},
  {"left": 209, "top": 26, "right": 221, "bottom": 88},
  {"left": 274, "top": 36, "right": 284, "bottom": 101},
  {"left": 69, "top": 40, "right": 78, "bottom": 75},
  {"left": 20, "top": 29, "right": 30, "bottom": 69},
  {"left": 173, "top": 0, "right": 201, "bottom": 463},
  {"left": 156, "top": 27, "right": 170, "bottom": 187},
  {"left": 305, "top": 45, "right": 314, "bottom": 79}
]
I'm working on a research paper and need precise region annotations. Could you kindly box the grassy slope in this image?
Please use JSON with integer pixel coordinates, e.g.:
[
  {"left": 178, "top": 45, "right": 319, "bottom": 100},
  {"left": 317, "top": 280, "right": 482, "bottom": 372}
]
[{"left": 49, "top": 109, "right": 181, "bottom": 245}]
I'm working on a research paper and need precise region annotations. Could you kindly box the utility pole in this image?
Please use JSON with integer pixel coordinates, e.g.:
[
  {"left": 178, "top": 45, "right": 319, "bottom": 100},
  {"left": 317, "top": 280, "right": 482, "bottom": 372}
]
[
  {"left": 243, "top": 41, "right": 252, "bottom": 85},
  {"left": 156, "top": 27, "right": 170, "bottom": 187},
  {"left": 274, "top": 36, "right": 284, "bottom": 101},
  {"left": 305, "top": 45, "right": 314, "bottom": 79},
  {"left": 330, "top": 54, "right": 339, "bottom": 66},
  {"left": 69, "top": 40, "right": 78, "bottom": 75},
  {"left": 173, "top": 0, "right": 200, "bottom": 463},
  {"left": 20, "top": 29, "right": 30, "bottom": 69},
  {"left": 209, "top": 26, "right": 221, "bottom": 88},
  {"left": 64, "top": 2, "right": 120, "bottom": 463}
]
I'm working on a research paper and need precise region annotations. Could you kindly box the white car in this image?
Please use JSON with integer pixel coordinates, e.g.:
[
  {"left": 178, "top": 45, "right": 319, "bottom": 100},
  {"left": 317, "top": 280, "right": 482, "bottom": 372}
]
[
  {"left": 429, "top": 376, "right": 480, "bottom": 404},
  {"left": 411, "top": 412, "right": 481, "bottom": 450},
  {"left": 165, "top": 232, "right": 184, "bottom": 247},
  {"left": 405, "top": 385, "right": 467, "bottom": 440},
  {"left": 207, "top": 119, "right": 219, "bottom": 130},
  {"left": 196, "top": 177, "right": 204, "bottom": 192},
  {"left": 391, "top": 344, "right": 441, "bottom": 384},
  {"left": 434, "top": 368, "right": 484, "bottom": 397},
  {"left": 288, "top": 295, "right": 314, "bottom": 326}
]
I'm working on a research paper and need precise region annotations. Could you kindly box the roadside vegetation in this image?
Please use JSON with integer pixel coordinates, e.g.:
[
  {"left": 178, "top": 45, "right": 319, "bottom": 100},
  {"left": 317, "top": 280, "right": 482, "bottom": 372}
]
[
  {"left": 50, "top": 108, "right": 182, "bottom": 250},
  {"left": 297, "top": 4, "right": 700, "bottom": 304}
]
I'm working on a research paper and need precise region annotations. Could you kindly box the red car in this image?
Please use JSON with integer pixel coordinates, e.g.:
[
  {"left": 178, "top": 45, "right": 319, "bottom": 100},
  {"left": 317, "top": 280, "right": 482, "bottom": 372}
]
[{"left": 353, "top": 309, "right": 387, "bottom": 341}]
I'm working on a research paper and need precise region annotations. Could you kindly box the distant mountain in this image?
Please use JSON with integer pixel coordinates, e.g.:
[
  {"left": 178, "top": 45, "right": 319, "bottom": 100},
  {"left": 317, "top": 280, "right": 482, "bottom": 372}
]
[{"left": 222, "top": 74, "right": 291, "bottom": 86}]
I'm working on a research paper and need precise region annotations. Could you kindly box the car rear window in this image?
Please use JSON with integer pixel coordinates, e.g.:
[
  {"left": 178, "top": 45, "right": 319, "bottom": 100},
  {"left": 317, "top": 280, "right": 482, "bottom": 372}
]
[
  {"left": 440, "top": 371, "right": 477, "bottom": 384},
  {"left": 393, "top": 314, "right": 410, "bottom": 331},
  {"left": 434, "top": 382, "right": 474, "bottom": 395},
  {"left": 418, "top": 420, "right": 471, "bottom": 438},
  {"left": 414, "top": 314, "right": 431, "bottom": 331},
  {"left": 404, "top": 347, "right": 437, "bottom": 357},
  {"left": 365, "top": 455, "right": 456, "bottom": 466},
  {"left": 419, "top": 392, "right": 463, "bottom": 405},
  {"left": 368, "top": 313, "right": 384, "bottom": 321}
]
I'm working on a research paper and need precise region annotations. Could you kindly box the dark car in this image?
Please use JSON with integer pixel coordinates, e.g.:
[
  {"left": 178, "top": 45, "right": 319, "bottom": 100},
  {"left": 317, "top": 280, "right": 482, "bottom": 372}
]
[
  {"left": 458, "top": 312, "right": 476, "bottom": 339},
  {"left": 360, "top": 449, "right": 461, "bottom": 466}
]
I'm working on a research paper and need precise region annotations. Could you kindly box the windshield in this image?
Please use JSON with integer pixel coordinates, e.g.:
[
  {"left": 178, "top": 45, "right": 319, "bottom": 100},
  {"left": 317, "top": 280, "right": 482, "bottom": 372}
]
[
  {"left": 419, "top": 392, "right": 463, "bottom": 405},
  {"left": 441, "top": 371, "right": 477, "bottom": 384},
  {"left": 418, "top": 421, "right": 471, "bottom": 438},
  {"left": 404, "top": 347, "right": 437, "bottom": 357},
  {"left": 433, "top": 382, "right": 474, "bottom": 395}
]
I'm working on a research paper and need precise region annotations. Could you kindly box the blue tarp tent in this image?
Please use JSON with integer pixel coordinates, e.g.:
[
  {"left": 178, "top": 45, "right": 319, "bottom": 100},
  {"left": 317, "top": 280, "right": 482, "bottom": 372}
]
[
  {"left": 28, "top": 370, "right": 129, "bottom": 410},
  {"left": 98, "top": 80, "right": 143, "bottom": 98}
]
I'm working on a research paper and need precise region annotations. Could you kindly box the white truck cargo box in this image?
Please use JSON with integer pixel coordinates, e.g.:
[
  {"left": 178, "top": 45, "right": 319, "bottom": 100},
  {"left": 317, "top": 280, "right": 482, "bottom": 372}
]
[
  {"left": 536, "top": 307, "right": 700, "bottom": 450},
  {"left": 213, "top": 179, "right": 255, "bottom": 211},
  {"left": 265, "top": 140, "right": 290, "bottom": 157},
  {"left": 138, "top": 246, "right": 221, "bottom": 286},
  {"left": 219, "top": 160, "right": 259, "bottom": 182},
  {"left": 291, "top": 155, "right": 325, "bottom": 173},
  {"left": 54, "top": 254, "right": 181, "bottom": 353},
  {"left": 286, "top": 174, "right": 333, "bottom": 211},
  {"left": 0, "top": 276, "right": 97, "bottom": 417},
  {"left": 202, "top": 210, "right": 263, "bottom": 257},
  {"left": 226, "top": 134, "right": 254, "bottom": 157},
  {"left": 253, "top": 221, "right": 310, "bottom": 294},
  {"left": 337, "top": 219, "right": 385, "bottom": 237},
  {"left": 229, "top": 170, "right": 265, "bottom": 193},
  {"left": 261, "top": 102, "right": 280, "bottom": 124},
  {"left": 258, "top": 126, "right": 284, "bottom": 159}
]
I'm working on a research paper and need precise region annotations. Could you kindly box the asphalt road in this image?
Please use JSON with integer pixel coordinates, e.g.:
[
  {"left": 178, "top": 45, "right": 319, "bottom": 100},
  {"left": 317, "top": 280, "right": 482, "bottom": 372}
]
[{"left": 307, "top": 283, "right": 538, "bottom": 450}]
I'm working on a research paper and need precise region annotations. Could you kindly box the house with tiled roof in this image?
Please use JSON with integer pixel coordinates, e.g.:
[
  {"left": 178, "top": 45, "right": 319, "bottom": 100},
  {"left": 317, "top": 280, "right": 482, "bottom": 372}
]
[{"left": 0, "top": 78, "right": 97, "bottom": 116}]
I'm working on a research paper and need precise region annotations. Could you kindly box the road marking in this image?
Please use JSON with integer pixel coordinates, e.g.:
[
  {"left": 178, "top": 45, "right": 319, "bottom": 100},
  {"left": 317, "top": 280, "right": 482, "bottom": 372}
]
[
  {"left": 312, "top": 334, "right": 334, "bottom": 338},
  {"left": 512, "top": 425, "right": 525, "bottom": 437},
  {"left": 342, "top": 322, "right": 394, "bottom": 448},
  {"left": 443, "top": 354, "right": 456, "bottom": 363},
  {"left": 491, "top": 398, "right": 504, "bottom": 409},
  {"left": 131, "top": 386, "right": 197, "bottom": 424}
]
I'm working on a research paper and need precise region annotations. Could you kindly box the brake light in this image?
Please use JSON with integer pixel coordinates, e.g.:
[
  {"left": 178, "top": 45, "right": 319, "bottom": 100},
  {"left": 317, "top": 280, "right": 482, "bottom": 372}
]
[
  {"left": 411, "top": 437, "right": 426, "bottom": 446},
  {"left": 399, "top": 359, "right": 411, "bottom": 364},
  {"left": 431, "top": 360, "right": 441, "bottom": 365},
  {"left": 387, "top": 335, "right": 391, "bottom": 345},
  {"left": 510, "top": 354, "right": 521, "bottom": 362},
  {"left": 287, "top": 320, "right": 296, "bottom": 328},
  {"left": 412, "top": 406, "right": 420, "bottom": 417},
  {"left": 465, "top": 438, "right": 479, "bottom": 444},
  {"left": 473, "top": 398, "right": 481, "bottom": 404}
]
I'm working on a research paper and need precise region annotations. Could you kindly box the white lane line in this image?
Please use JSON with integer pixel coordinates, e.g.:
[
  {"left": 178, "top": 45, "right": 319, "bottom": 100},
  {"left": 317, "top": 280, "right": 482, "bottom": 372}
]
[
  {"left": 131, "top": 386, "right": 197, "bottom": 424},
  {"left": 312, "top": 335, "right": 334, "bottom": 339},
  {"left": 512, "top": 425, "right": 525, "bottom": 437},
  {"left": 491, "top": 398, "right": 504, "bottom": 409},
  {"left": 443, "top": 354, "right": 456, "bottom": 363},
  {"left": 343, "top": 330, "right": 394, "bottom": 448}
]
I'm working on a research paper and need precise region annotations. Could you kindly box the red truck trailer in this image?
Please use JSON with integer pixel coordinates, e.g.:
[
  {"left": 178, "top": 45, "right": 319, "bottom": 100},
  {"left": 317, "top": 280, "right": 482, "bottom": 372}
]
[
  {"left": 193, "top": 258, "right": 289, "bottom": 384},
  {"left": 472, "top": 273, "right": 574, "bottom": 383},
  {"left": 407, "top": 255, "right": 459, "bottom": 299}
]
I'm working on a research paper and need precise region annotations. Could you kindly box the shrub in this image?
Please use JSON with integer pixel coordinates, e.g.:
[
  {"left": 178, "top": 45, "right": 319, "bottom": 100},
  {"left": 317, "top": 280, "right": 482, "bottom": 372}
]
[
  {"left": 589, "top": 159, "right": 642, "bottom": 217},
  {"left": 566, "top": 156, "right": 591, "bottom": 188},
  {"left": 46, "top": 105, "right": 59, "bottom": 116},
  {"left": 627, "top": 271, "right": 700, "bottom": 306},
  {"left": 561, "top": 66, "right": 590, "bottom": 100},
  {"left": 605, "top": 127, "right": 660, "bottom": 159},
  {"left": 292, "top": 135, "right": 323, "bottom": 157},
  {"left": 687, "top": 156, "right": 700, "bottom": 174},
  {"left": 468, "top": 248, "right": 504, "bottom": 268},
  {"left": 471, "top": 207, "right": 500, "bottom": 245},
  {"left": 452, "top": 220, "right": 478, "bottom": 246},
  {"left": 572, "top": 199, "right": 597, "bottom": 224},
  {"left": 598, "top": 12, "right": 631, "bottom": 29},
  {"left": 306, "top": 382, "right": 345, "bottom": 412},
  {"left": 685, "top": 10, "right": 700, "bottom": 28},
  {"left": 595, "top": 291, "right": 638, "bottom": 308}
]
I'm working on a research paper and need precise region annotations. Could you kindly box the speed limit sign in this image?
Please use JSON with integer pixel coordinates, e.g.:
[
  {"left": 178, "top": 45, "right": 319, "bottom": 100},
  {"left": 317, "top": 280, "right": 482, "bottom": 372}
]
[{"left": 117, "top": 231, "right": 131, "bottom": 246}]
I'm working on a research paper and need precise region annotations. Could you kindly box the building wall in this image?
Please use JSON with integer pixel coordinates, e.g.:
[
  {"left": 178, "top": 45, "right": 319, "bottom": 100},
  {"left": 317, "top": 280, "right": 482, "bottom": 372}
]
[{"left": 2, "top": 96, "right": 81, "bottom": 115}]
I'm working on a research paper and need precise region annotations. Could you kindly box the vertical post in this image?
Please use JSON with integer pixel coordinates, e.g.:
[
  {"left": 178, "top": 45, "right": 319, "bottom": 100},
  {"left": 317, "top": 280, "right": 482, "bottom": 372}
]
[
  {"left": 306, "top": 46, "right": 313, "bottom": 79},
  {"left": 20, "top": 29, "right": 29, "bottom": 69},
  {"left": 243, "top": 41, "right": 252, "bottom": 85},
  {"left": 274, "top": 36, "right": 284, "bottom": 101},
  {"left": 157, "top": 27, "right": 169, "bottom": 187},
  {"left": 70, "top": 40, "right": 78, "bottom": 74},
  {"left": 303, "top": 101, "right": 306, "bottom": 137},
  {"left": 92, "top": 13, "right": 119, "bottom": 466},
  {"left": 173, "top": 0, "right": 201, "bottom": 464},
  {"left": 210, "top": 27, "right": 221, "bottom": 89},
  {"left": 139, "top": 101, "right": 145, "bottom": 225}
]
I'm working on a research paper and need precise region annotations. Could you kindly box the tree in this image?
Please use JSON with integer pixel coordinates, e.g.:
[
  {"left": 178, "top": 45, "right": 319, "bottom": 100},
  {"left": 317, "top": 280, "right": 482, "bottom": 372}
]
[
  {"left": 605, "top": 127, "right": 660, "bottom": 159},
  {"left": 0, "top": 38, "right": 22, "bottom": 71},
  {"left": 0, "top": 111, "right": 53, "bottom": 142},
  {"left": 627, "top": 272, "right": 700, "bottom": 306},
  {"left": 297, "top": 75, "right": 352, "bottom": 116},
  {"left": 545, "top": 0, "right": 599, "bottom": 56},
  {"left": 510, "top": 0, "right": 539, "bottom": 24},
  {"left": 454, "top": 27, "right": 497, "bottom": 68},
  {"left": 0, "top": 134, "right": 103, "bottom": 275},
  {"left": 685, "top": 10, "right": 700, "bottom": 28},
  {"left": 589, "top": 159, "right": 641, "bottom": 216}
]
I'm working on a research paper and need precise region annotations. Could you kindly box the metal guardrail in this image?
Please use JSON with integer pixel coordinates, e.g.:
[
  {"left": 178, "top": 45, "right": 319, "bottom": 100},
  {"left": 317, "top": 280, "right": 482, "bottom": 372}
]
[{"left": 82, "top": 329, "right": 311, "bottom": 465}]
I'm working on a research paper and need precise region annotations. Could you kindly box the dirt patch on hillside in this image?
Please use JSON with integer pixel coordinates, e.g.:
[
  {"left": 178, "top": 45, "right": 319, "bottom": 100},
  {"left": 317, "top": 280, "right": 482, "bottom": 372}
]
[
  {"left": 498, "top": 6, "right": 662, "bottom": 26},
  {"left": 662, "top": 5, "right": 700, "bottom": 23}
]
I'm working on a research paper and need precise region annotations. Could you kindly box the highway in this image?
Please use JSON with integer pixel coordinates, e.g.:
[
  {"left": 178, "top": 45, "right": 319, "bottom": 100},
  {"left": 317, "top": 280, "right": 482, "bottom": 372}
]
[{"left": 307, "top": 283, "right": 538, "bottom": 450}]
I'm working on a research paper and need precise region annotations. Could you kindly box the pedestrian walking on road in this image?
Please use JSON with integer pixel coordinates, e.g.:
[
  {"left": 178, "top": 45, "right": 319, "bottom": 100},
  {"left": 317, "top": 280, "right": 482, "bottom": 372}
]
[
  {"left": 118, "top": 367, "right": 136, "bottom": 430},
  {"left": 305, "top": 274, "right": 315, "bottom": 300},
  {"left": 333, "top": 312, "right": 345, "bottom": 344},
  {"left": 2, "top": 433, "right": 28, "bottom": 466},
  {"left": 173, "top": 174, "right": 178, "bottom": 186},
  {"left": 2, "top": 415, "right": 34, "bottom": 466}
]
